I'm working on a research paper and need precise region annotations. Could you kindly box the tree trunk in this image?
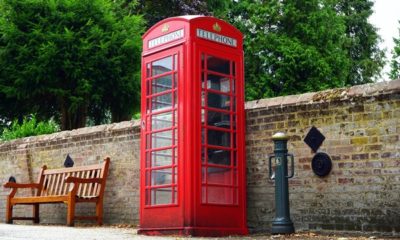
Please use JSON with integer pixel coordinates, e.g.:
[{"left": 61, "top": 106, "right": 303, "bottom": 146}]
[{"left": 60, "top": 98, "right": 87, "bottom": 131}]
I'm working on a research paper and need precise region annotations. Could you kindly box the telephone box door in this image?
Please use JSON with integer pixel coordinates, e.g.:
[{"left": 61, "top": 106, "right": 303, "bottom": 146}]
[
  {"left": 196, "top": 44, "right": 246, "bottom": 229},
  {"left": 140, "top": 45, "right": 183, "bottom": 228}
]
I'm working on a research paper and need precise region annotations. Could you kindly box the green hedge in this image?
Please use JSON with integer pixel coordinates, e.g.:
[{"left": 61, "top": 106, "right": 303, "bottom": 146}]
[{"left": 1, "top": 115, "right": 59, "bottom": 141}]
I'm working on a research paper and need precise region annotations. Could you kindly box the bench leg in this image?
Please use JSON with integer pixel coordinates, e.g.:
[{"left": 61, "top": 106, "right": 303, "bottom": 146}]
[
  {"left": 96, "top": 201, "right": 103, "bottom": 225},
  {"left": 6, "top": 198, "right": 13, "bottom": 224},
  {"left": 67, "top": 197, "right": 76, "bottom": 226},
  {"left": 33, "top": 204, "right": 40, "bottom": 224}
]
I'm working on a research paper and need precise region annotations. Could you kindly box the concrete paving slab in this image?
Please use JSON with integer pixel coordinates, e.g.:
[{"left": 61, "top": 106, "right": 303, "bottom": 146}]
[{"left": 0, "top": 224, "right": 159, "bottom": 240}]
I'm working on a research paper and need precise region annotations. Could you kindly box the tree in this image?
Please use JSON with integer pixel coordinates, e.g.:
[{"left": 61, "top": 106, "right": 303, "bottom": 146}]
[
  {"left": 337, "top": 0, "right": 385, "bottom": 85},
  {"left": 0, "top": 0, "right": 145, "bottom": 130},
  {"left": 389, "top": 21, "right": 400, "bottom": 80},
  {"left": 229, "top": 0, "right": 350, "bottom": 100},
  {"left": 122, "top": 0, "right": 231, "bottom": 28}
]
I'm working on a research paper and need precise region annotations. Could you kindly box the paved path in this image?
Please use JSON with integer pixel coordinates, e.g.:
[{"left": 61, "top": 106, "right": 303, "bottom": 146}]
[
  {"left": 0, "top": 224, "right": 164, "bottom": 240},
  {"left": 0, "top": 224, "right": 396, "bottom": 240}
]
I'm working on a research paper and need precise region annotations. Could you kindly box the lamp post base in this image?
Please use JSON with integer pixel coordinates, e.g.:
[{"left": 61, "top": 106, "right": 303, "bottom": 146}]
[{"left": 271, "top": 221, "right": 295, "bottom": 234}]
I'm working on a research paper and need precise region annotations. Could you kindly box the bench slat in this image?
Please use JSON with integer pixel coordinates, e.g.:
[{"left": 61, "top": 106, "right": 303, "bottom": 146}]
[
  {"left": 63, "top": 173, "right": 70, "bottom": 195},
  {"left": 93, "top": 169, "right": 101, "bottom": 196},
  {"left": 44, "top": 164, "right": 102, "bottom": 175},
  {"left": 48, "top": 174, "right": 56, "bottom": 195},
  {"left": 54, "top": 173, "right": 61, "bottom": 196},
  {"left": 11, "top": 195, "right": 68, "bottom": 204},
  {"left": 41, "top": 175, "right": 48, "bottom": 196},
  {"left": 81, "top": 171, "right": 90, "bottom": 197}
]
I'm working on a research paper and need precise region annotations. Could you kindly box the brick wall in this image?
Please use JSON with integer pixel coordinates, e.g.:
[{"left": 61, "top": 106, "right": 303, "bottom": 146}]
[
  {"left": 0, "top": 80, "right": 399, "bottom": 234},
  {"left": 0, "top": 121, "right": 141, "bottom": 225},
  {"left": 246, "top": 80, "right": 400, "bottom": 233}
]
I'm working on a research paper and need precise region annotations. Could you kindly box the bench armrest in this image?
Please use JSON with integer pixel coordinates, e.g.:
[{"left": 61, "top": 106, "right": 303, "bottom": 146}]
[
  {"left": 65, "top": 177, "right": 103, "bottom": 195},
  {"left": 65, "top": 177, "right": 102, "bottom": 184},
  {"left": 3, "top": 182, "right": 40, "bottom": 189}
]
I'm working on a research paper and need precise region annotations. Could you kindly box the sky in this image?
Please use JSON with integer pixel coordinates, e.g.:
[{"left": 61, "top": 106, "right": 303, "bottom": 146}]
[{"left": 369, "top": 0, "right": 400, "bottom": 81}]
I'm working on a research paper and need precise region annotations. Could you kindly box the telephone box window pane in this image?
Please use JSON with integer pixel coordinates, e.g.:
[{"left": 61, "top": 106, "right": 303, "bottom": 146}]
[
  {"left": 233, "top": 150, "right": 237, "bottom": 167},
  {"left": 151, "top": 112, "right": 173, "bottom": 130},
  {"left": 174, "top": 73, "right": 178, "bottom": 88},
  {"left": 152, "top": 93, "right": 173, "bottom": 111},
  {"left": 202, "top": 167, "right": 206, "bottom": 183},
  {"left": 233, "top": 188, "right": 238, "bottom": 205},
  {"left": 233, "top": 169, "right": 238, "bottom": 186},
  {"left": 202, "top": 186, "right": 207, "bottom": 203},
  {"left": 152, "top": 75, "right": 172, "bottom": 94},
  {"left": 233, "top": 133, "right": 237, "bottom": 148},
  {"left": 202, "top": 147, "right": 207, "bottom": 163},
  {"left": 207, "top": 92, "right": 230, "bottom": 110},
  {"left": 208, "top": 129, "right": 230, "bottom": 147},
  {"left": 151, "top": 188, "right": 173, "bottom": 205},
  {"left": 173, "top": 167, "right": 178, "bottom": 183},
  {"left": 152, "top": 168, "right": 172, "bottom": 185},
  {"left": 174, "top": 54, "right": 178, "bottom": 70},
  {"left": 145, "top": 170, "right": 151, "bottom": 186},
  {"left": 152, "top": 56, "right": 173, "bottom": 76},
  {"left": 201, "top": 54, "right": 205, "bottom": 70},
  {"left": 151, "top": 149, "right": 173, "bottom": 167},
  {"left": 201, "top": 72, "right": 206, "bottom": 89},
  {"left": 207, "top": 167, "right": 232, "bottom": 185},
  {"left": 145, "top": 189, "right": 151, "bottom": 205},
  {"left": 146, "top": 63, "right": 151, "bottom": 78},
  {"left": 173, "top": 188, "right": 178, "bottom": 204},
  {"left": 207, "top": 56, "right": 230, "bottom": 75},
  {"left": 201, "top": 109, "right": 206, "bottom": 125},
  {"left": 232, "top": 62, "right": 236, "bottom": 76},
  {"left": 208, "top": 148, "right": 231, "bottom": 165},
  {"left": 207, "top": 111, "right": 230, "bottom": 128},
  {"left": 207, "top": 186, "right": 233, "bottom": 204},
  {"left": 206, "top": 74, "right": 230, "bottom": 93},
  {"left": 152, "top": 130, "right": 173, "bottom": 148}
]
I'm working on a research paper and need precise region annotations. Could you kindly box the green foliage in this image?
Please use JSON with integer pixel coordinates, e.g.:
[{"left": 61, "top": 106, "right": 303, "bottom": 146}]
[
  {"left": 230, "top": 0, "right": 350, "bottom": 100},
  {"left": 131, "top": 0, "right": 231, "bottom": 28},
  {"left": 389, "top": 21, "right": 400, "bottom": 80},
  {"left": 132, "top": 112, "right": 141, "bottom": 120},
  {"left": 1, "top": 116, "right": 59, "bottom": 141},
  {"left": 337, "top": 0, "right": 385, "bottom": 85},
  {"left": 0, "top": 0, "right": 145, "bottom": 130}
]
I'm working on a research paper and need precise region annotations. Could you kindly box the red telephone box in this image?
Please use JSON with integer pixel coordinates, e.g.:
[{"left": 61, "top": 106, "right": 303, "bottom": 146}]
[{"left": 139, "top": 16, "right": 247, "bottom": 236}]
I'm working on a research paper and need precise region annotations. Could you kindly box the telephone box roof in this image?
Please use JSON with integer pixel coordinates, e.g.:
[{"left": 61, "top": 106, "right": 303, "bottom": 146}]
[{"left": 142, "top": 15, "right": 242, "bottom": 39}]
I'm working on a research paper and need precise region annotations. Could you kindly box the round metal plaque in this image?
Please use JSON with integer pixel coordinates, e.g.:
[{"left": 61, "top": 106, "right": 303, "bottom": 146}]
[{"left": 311, "top": 152, "right": 332, "bottom": 177}]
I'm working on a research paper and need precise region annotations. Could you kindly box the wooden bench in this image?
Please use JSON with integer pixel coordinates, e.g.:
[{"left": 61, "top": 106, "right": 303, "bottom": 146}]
[{"left": 3, "top": 157, "right": 110, "bottom": 226}]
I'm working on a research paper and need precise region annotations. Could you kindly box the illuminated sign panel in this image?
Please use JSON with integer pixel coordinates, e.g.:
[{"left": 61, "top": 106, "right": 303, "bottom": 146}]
[
  {"left": 196, "top": 29, "right": 237, "bottom": 47},
  {"left": 148, "top": 29, "right": 184, "bottom": 48}
]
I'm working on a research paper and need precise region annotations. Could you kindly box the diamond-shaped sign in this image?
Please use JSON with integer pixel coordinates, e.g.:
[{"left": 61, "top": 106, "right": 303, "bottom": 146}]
[
  {"left": 304, "top": 126, "right": 325, "bottom": 152},
  {"left": 64, "top": 154, "right": 74, "bottom": 168}
]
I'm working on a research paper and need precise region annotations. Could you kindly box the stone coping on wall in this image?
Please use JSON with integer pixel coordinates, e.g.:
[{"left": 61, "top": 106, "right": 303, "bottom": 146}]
[
  {"left": 245, "top": 79, "right": 400, "bottom": 110},
  {"left": 0, "top": 119, "right": 141, "bottom": 151}
]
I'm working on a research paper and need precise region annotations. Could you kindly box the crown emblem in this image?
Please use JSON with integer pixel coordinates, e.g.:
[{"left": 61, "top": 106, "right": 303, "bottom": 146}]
[
  {"left": 213, "top": 22, "right": 221, "bottom": 32},
  {"left": 161, "top": 24, "right": 169, "bottom": 33}
]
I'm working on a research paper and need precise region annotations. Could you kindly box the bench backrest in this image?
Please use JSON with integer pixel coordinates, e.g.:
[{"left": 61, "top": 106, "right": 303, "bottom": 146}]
[{"left": 37, "top": 158, "right": 110, "bottom": 198}]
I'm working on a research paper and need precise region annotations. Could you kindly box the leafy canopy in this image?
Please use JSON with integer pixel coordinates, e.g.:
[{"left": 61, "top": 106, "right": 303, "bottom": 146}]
[
  {"left": 0, "top": 0, "right": 145, "bottom": 130},
  {"left": 337, "top": 0, "right": 385, "bottom": 85},
  {"left": 389, "top": 21, "right": 400, "bottom": 80},
  {"left": 229, "top": 0, "right": 350, "bottom": 99}
]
